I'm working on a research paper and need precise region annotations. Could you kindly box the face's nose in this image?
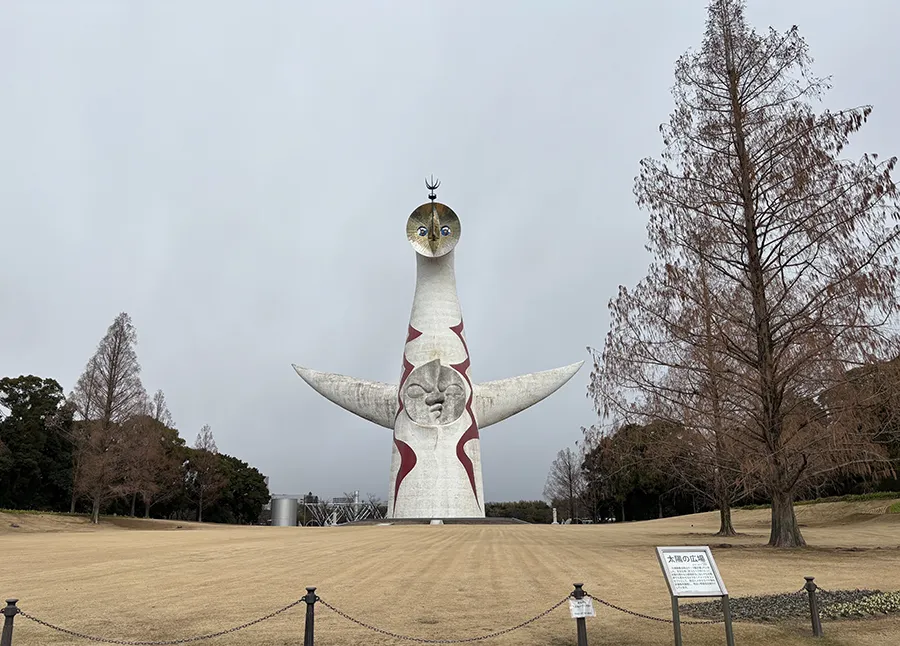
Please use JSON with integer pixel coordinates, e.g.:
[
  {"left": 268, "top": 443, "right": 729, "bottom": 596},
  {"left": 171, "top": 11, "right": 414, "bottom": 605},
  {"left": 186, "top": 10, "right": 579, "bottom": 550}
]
[
  {"left": 428, "top": 207, "right": 440, "bottom": 253},
  {"left": 425, "top": 390, "right": 445, "bottom": 405}
]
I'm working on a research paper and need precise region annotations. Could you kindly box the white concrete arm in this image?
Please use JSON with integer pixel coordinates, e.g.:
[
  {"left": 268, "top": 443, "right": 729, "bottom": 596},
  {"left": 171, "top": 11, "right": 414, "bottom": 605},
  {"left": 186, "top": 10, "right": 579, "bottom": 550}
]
[
  {"left": 473, "top": 360, "right": 584, "bottom": 429},
  {"left": 292, "top": 364, "right": 399, "bottom": 430}
]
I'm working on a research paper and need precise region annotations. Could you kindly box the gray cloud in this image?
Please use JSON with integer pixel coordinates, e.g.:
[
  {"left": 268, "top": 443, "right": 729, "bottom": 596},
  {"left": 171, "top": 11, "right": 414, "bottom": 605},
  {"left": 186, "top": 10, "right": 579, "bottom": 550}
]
[{"left": 2, "top": 0, "right": 898, "bottom": 501}]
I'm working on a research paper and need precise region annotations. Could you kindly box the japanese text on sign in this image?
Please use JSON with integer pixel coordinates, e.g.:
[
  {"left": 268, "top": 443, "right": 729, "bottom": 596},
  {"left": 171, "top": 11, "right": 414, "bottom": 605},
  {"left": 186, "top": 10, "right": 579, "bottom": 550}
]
[
  {"left": 569, "top": 597, "right": 596, "bottom": 618},
  {"left": 656, "top": 546, "right": 727, "bottom": 597}
]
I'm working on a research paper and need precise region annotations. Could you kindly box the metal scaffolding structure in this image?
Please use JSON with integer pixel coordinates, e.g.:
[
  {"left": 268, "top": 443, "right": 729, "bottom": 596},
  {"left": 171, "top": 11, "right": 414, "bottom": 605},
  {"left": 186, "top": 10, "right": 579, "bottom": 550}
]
[{"left": 266, "top": 490, "right": 386, "bottom": 526}]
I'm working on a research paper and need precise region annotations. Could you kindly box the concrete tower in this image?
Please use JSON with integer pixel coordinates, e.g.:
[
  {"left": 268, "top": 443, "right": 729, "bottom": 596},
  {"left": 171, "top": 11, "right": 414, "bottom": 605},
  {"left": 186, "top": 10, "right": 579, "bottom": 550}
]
[{"left": 293, "top": 182, "right": 582, "bottom": 518}]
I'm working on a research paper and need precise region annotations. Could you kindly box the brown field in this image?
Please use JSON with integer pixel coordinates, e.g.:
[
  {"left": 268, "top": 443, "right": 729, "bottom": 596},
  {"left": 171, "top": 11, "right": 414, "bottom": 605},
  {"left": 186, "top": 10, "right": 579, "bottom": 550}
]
[{"left": 3, "top": 501, "right": 900, "bottom": 646}]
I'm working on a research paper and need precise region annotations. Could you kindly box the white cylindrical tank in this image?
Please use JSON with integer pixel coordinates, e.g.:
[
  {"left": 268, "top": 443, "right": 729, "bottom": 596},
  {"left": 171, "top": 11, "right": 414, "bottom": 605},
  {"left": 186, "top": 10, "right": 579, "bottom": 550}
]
[{"left": 271, "top": 497, "right": 298, "bottom": 526}]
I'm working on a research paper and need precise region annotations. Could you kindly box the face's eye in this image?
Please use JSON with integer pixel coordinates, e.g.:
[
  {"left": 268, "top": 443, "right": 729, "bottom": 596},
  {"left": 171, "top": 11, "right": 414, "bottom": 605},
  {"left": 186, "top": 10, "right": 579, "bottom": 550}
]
[
  {"left": 440, "top": 226, "right": 451, "bottom": 237},
  {"left": 417, "top": 226, "right": 428, "bottom": 237},
  {"left": 406, "top": 384, "right": 426, "bottom": 398},
  {"left": 444, "top": 384, "right": 463, "bottom": 396}
]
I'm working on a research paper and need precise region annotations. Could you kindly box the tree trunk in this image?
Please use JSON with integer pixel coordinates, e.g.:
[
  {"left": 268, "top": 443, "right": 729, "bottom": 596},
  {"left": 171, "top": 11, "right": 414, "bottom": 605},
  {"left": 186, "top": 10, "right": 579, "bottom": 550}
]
[
  {"left": 723, "top": 8, "right": 804, "bottom": 548},
  {"left": 619, "top": 500, "right": 625, "bottom": 522},
  {"left": 198, "top": 489, "right": 203, "bottom": 523},
  {"left": 130, "top": 493, "right": 137, "bottom": 517},
  {"left": 714, "top": 458, "right": 736, "bottom": 536},
  {"left": 91, "top": 496, "right": 101, "bottom": 524},
  {"left": 144, "top": 497, "right": 151, "bottom": 519},
  {"left": 716, "top": 500, "right": 737, "bottom": 536},
  {"left": 70, "top": 451, "right": 80, "bottom": 513},
  {"left": 768, "top": 489, "right": 805, "bottom": 547},
  {"left": 658, "top": 497, "right": 664, "bottom": 519}
]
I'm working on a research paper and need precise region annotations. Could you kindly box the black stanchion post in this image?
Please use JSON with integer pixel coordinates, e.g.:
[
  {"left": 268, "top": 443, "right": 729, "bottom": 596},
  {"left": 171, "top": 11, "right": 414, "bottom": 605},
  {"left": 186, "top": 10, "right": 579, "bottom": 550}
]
[
  {"left": 572, "top": 583, "right": 588, "bottom": 646},
  {"left": 670, "top": 596, "right": 683, "bottom": 646},
  {"left": 1, "top": 599, "right": 19, "bottom": 646},
  {"left": 722, "top": 595, "right": 735, "bottom": 646},
  {"left": 804, "top": 576, "right": 823, "bottom": 637},
  {"left": 303, "top": 587, "right": 318, "bottom": 646}
]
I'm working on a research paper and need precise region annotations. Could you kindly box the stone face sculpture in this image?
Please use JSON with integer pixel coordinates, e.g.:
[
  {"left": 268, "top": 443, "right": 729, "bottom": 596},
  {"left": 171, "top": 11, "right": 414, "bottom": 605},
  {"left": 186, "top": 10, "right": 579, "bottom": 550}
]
[{"left": 293, "top": 189, "right": 582, "bottom": 518}]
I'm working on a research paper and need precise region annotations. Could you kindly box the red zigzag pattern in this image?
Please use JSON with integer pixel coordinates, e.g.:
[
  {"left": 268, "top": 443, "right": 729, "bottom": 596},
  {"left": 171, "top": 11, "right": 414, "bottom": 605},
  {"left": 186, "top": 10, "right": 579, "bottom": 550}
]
[
  {"left": 392, "top": 325, "right": 422, "bottom": 513},
  {"left": 392, "top": 321, "right": 481, "bottom": 512},
  {"left": 450, "top": 320, "right": 481, "bottom": 507}
]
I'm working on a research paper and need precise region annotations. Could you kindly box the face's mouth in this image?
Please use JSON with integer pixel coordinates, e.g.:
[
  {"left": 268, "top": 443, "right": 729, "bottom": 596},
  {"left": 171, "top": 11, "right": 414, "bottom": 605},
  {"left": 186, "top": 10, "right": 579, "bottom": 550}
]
[{"left": 428, "top": 403, "right": 443, "bottom": 418}]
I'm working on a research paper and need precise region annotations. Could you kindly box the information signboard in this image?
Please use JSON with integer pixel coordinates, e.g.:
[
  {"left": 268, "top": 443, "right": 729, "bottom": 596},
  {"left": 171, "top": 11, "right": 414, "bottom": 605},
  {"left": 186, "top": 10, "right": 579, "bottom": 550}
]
[
  {"left": 655, "top": 546, "right": 734, "bottom": 646},
  {"left": 656, "top": 546, "right": 727, "bottom": 598}
]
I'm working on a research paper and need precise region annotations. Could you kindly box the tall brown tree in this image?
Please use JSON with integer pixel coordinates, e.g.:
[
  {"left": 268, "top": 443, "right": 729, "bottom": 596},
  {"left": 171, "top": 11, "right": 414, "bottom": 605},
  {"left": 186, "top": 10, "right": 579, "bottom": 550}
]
[
  {"left": 591, "top": 0, "right": 900, "bottom": 546},
  {"left": 69, "top": 312, "right": 148, "bottom": 523}
]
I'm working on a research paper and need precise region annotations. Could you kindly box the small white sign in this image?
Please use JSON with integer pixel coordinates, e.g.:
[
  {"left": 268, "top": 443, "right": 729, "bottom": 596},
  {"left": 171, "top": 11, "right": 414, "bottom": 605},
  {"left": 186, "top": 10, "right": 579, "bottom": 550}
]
[
  {"left": 569, "top": 597, "right": 596, "bottom": 618},
  {"left": 656, "top": 546, "right": 727, "bottom": 598}
]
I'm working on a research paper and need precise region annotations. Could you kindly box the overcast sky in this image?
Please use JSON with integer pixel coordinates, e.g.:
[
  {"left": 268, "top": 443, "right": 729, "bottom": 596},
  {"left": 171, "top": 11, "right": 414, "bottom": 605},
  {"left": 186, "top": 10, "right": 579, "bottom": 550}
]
[{"left": 2, "top": 1, "right": 898, "bottom": 502}]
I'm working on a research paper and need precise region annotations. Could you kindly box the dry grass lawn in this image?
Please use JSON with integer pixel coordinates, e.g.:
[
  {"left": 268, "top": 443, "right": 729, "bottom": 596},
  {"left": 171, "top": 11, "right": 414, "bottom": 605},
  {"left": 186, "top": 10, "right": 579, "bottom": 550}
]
[{"left": 3, "top": 500, "right": 900, "bottom": 646}]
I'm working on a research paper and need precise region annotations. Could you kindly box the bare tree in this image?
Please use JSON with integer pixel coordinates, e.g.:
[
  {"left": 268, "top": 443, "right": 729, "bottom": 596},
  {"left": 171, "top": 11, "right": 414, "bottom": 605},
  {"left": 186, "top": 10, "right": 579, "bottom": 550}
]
[
  {"left": 117, "top": 413, "right": 182, "bottom": 517},
  {"left": 591, "top": 0, "right": 900, "bottom": 547},
  {"left": 69, "top": 313, "right": 148, "bottom": 523},
  {"left": 67, "top": 357, "right": 100, "bottom": 512},
  {"left": 138, "top": 415, "right": 184, "bottom": 518},
  {"left": 186, "top": 424, "right": 226, "bottom": 522},
  {"left": 195, "top": 423, "right": 217, "bottom": 453},
  {"left": 648, "top": 411, "right": 751, "bottom": 536},
  {"left": 117, "top": 415, "right": 144, "bottom": 516},
  {"left": 148, "top": 389, "right": 174, "bottom": 428},
  {"left": 543, "top": 447, "right": 586, "bottom": 522},
  {"left": 589, "top": 243, "right": 753, "bottom": 535}
]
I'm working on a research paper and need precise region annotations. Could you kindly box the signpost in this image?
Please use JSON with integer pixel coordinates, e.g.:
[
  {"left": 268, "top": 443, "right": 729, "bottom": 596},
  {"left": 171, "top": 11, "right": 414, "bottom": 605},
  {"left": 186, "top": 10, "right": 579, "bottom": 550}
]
[
  {"left": 569, "top": 595, "right": 596, "bottom": 618},
  {"left": 656, "top": 546, "right": 734, "bottom": 646},
  {"left": 569, "top": 583, "right": 594, "bottom": 646}
]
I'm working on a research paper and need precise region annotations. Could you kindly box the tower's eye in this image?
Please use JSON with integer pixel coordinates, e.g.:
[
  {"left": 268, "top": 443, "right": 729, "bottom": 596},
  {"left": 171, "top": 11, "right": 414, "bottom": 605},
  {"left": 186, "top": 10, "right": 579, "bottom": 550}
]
[
  {"left": 417, "top": 226, "right": 428, "bottom": 236},
  {"left": 440, "top": 226, "right": 451, "bottom": 237}
]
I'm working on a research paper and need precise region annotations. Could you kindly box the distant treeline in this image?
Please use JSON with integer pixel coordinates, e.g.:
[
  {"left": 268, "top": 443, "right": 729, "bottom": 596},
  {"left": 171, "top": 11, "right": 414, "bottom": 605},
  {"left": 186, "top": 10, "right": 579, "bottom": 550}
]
[
  {"left": 0, "top": 313, "right": 269, "bottom": 524},
  {"left": 484, "top": 500, "right": 553, "bottom": 523}
]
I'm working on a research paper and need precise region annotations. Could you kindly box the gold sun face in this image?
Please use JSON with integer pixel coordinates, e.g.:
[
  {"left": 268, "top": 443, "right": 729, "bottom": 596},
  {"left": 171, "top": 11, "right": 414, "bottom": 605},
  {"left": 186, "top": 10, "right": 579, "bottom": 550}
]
[{"left": 406, "top": 202, "right": 461, "bottom": 258}]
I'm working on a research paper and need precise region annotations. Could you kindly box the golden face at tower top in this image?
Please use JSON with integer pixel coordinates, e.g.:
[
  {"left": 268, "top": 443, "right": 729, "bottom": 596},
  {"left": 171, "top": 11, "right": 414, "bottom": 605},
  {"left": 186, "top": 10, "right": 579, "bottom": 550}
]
[{"left": 406, "top": 202, "right": 461, "bottom": 258}]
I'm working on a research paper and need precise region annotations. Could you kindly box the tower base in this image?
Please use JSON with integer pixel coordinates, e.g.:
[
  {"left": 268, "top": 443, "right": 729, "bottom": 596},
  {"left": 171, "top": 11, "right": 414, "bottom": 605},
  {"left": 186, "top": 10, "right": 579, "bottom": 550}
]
[{"left": 343, "top": 517, "right": 530, "bottom": 526}]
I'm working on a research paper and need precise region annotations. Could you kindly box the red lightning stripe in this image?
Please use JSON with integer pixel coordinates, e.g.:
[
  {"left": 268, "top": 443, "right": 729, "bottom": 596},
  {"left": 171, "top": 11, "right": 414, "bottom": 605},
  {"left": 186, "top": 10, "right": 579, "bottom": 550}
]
[
  {"left": 450, "top": 320, "right": 480, "bottom": 507},
  {"left": 393, "top": 325, "right": 422, "bottom": 512},
  {"left": 392, "top": 438, "right": 417, "bottom": 511},
  {"left": 395, "top": 325, "right": 423, "bottom": 422}
]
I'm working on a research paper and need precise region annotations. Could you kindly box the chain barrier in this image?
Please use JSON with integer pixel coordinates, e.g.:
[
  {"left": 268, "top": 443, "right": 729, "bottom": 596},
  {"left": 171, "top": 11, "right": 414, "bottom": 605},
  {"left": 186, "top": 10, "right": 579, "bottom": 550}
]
[
  {"left": 16, "top": 597, "right": 305, "bottom": 645},
  {"left": 583, "top": 592, "right": 723, "bottom": 625},
  {"left": 316, "top": 594, "right": 571, "bottom": 644},
  {"left": 16, "top": 585, "right": 826, "bottom": 643}
]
